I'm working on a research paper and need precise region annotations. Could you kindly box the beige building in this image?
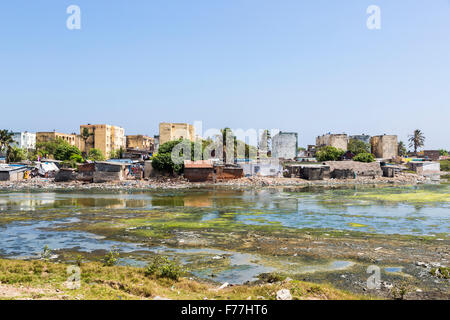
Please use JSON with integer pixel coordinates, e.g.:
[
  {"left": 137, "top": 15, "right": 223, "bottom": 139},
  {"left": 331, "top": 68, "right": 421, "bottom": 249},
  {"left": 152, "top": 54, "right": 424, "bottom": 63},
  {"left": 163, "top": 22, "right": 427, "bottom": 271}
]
[
  {"left": 370, "top": 135, "right": 398, "bottom": 159},
  {"left": 36, "top": 131, "right": 78, "bottom": 146},
  {"left": 79, "top": 124, "right": 125, "bottom": 158},
  {"left": 159, "top": 123, "right": 195, "bottom": 145},
  {"left": 316, "top": 133, "right": 348, "bottom": 151},
  {"left": 126, "top": 135, "right": 154, "bottom": 152}
]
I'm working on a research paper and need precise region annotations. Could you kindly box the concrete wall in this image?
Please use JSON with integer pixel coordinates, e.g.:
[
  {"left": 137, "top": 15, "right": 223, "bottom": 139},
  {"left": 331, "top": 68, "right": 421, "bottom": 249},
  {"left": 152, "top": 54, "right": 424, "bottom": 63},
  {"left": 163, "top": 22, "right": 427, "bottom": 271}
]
[
  {"left": 370, "top": 135, "right": 398, "bottom": 159},
  {"left": 184, "top": 168, "right": 215, "bottom": 182},
  {"left": 240, "top": 160, "right": 282, "bottom": 177},
  {"left": 408, "top": 162, "right": 440, "bottom": 175},
  {"left": 93, "top": 171, "right": 123, "bottom": 183},
  {"left": 216, "top": 166, "right": 244, "bottom": 180},
  {"left": 126, "top": 135, "right": 154, "bottom": 151},
  {"left": 326, "top": 161, "right": 382, "bottom": 177},
  {"left": 159, "top": 123, "right": 195, "bottom": 145},
  {"left": 272, "top": 132, "right": 298, "bottom": 159},
  {"left": 0, "top": 170, "right": 25, "bottom": 181},
  {"left": 316, "top": 134, "right": 348, "bottom": 151}
]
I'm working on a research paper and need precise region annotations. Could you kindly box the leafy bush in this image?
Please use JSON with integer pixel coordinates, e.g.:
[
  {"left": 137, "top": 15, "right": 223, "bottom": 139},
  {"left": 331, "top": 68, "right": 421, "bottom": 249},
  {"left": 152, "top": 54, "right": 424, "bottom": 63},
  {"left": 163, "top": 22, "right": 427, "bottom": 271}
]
[
  {"left": 316, "top": 146, "right": 345, "bottom": 161},
  {"left": 70, "top": 154, "right": 84, "bottom": 163},
  {"left": 353, "top": 152, "right": 375, "bottom": 163},
  {"left": 109, "top": 147, "right": 124, "bottom": 159},
  {"left": 6, "top": 146, "right": 27, "bottom": 163},
  {"left": 440, "top": 160, "right": 450, "bottom": 172},
  {"left": 36, "top": 138, "right": 81, "bottom": 161},
  {"left": 152, "top": 140, "right": 187, "bottom": 174},
  {"left": 102, "top": 247, "right": 120, "bottom": 266},
  {"left": 88, "top": 148, "right": 105, "bottom": 161},
  {"left": 54, "top": 143, "right": 82, "bottom": 161},
  {"left": 41, "top": 245, "right": 52, "bottom": 262},
  {"left": 258, "top": 272, "right": 287, "bottom": 283},
  {"left": 348, "top": 139, "right": 370, "bottom": 155},
  {"left": 145, "top": 256, "right": 185, "bottom": 281}
]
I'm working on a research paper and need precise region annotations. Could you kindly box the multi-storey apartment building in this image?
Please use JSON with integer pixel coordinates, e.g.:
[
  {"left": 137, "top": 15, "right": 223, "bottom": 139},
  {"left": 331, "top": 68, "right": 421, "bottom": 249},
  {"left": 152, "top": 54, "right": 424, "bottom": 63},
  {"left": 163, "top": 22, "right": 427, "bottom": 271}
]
[{"left": 79, "top": 124, "right": 125, "bottom": 158}]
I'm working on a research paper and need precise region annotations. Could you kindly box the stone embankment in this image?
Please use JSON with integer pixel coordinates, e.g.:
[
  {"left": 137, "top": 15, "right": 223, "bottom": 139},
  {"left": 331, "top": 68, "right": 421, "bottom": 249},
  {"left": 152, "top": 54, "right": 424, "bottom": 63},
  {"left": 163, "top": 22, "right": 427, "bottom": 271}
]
[{"left": 0, "top": 172, "right": 429, "bottom": 191}]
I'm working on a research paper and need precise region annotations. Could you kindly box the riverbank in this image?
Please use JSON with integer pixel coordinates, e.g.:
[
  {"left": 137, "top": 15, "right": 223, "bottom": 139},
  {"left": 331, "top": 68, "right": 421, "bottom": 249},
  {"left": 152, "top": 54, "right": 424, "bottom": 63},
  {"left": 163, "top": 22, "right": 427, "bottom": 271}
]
[
  {"left": 0, "top": 172, "right": 430, "bottom": 191},
  {"left": 0, "top": 259, "right": 365, "bottom": 300}
]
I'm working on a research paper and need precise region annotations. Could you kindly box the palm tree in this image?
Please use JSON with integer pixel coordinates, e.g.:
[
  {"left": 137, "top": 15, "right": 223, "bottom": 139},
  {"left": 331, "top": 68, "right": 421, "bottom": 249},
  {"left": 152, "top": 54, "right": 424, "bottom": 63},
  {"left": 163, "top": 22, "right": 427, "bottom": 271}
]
[
  {"left": 80, "top": 127, "right": 94, "bottom": 156},
  {"left": 408, "top": 129, "right": 425, "bottom": 154},
  {"left": 0, "top": 130, "right": 14, "bottom": 155}
]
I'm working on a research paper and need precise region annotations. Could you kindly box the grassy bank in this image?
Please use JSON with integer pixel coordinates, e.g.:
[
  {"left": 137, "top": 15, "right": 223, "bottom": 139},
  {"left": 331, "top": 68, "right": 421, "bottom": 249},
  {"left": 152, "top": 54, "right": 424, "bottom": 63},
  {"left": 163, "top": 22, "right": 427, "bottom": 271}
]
[{"left": 0, "top": 258, "right": 367, "bottom": 300}]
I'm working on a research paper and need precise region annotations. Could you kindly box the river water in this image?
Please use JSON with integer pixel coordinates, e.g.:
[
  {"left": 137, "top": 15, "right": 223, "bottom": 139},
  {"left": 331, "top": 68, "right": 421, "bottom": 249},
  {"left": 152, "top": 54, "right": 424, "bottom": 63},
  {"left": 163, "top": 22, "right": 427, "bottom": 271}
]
[{"left": 0, "top": 184, "right": 448, "bottom": 284}]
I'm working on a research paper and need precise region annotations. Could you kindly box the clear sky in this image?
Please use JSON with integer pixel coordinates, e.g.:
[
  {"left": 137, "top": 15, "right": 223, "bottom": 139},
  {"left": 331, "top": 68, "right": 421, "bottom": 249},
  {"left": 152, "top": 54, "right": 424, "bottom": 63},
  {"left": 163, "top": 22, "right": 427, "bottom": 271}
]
[{"left": 0, "top": 1, "right": 449, "bottom": 149}]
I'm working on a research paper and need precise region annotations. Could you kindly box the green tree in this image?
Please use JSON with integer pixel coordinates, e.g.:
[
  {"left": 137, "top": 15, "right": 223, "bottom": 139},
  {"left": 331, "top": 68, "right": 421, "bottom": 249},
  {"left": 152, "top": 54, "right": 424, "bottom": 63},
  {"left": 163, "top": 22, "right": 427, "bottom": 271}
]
[
  {"left": 408, "top": 129, "right": 425, "bottom": 154},
  {"left": 398, "top": 141, "right": 407, "bottom": 157},
  {"left": 80, "top": 128, "right": 93, "bottom": 155},
  {"left": 0, "top": 130, "right": 14, "bottom": 154},
  {"left": 220, "top": 128, "right": 257, "bottom": 160},
  {"left": 88, "top": 148, "right": 105, "bottom": 161},
  {"left": 353, "top": 152, "right": 375, "bottom": 163},
  {"left": 54, "top": 142, "right": 82, "bottom": 161},
  {"left": 348, "top": 139, "right": 370, "bottom": 155},
  {"left": 316, "top": 146, "right": 345, "bottom": 161},
  {"left": 152, "top": 140, "right": 187, "bottom": 174},
  {"left": 439, "top": 149, "right": 448, "bottom": 156},
  {"left": 109, "top": 147, "right": 124, "bottom": 159},
  {"left": 6, "top": 146, "right": 27, "bottom": 163}
]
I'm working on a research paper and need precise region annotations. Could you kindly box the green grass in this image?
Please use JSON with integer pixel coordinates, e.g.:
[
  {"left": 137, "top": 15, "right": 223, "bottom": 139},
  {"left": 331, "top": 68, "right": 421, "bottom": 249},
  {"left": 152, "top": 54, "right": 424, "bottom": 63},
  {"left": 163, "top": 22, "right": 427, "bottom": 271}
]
[{"left": 0, "top": 259, "right": 369, "bottom": 300}]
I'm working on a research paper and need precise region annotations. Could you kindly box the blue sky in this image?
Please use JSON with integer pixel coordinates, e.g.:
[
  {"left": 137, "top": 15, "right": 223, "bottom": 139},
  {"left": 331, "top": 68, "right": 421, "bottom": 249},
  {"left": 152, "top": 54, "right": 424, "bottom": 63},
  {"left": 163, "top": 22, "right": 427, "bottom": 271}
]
[{"left": 0, "top": 1, "right": 449, "bottom": 149}]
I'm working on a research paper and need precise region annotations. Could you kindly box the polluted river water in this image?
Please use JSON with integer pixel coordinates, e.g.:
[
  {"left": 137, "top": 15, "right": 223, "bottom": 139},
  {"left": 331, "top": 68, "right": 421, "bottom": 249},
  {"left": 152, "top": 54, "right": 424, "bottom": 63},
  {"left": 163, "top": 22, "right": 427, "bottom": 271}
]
[{"left": 0, "top": 184, "right": 448, "bottom": 286}]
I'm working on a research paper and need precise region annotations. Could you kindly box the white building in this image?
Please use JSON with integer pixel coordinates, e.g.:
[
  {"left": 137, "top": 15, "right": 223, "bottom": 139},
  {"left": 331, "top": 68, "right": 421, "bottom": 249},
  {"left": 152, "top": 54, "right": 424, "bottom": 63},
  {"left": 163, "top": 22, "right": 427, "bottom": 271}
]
[{"left": 12, "top": 132, "right": 36, "bottom": 150}]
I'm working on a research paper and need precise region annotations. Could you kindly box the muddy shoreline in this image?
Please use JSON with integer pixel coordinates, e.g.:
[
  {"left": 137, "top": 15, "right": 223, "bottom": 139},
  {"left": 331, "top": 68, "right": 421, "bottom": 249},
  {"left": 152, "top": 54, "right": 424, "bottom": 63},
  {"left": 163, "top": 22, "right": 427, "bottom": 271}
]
[{"left": 0, "top": 172, "right": 431, "bottom": 191}]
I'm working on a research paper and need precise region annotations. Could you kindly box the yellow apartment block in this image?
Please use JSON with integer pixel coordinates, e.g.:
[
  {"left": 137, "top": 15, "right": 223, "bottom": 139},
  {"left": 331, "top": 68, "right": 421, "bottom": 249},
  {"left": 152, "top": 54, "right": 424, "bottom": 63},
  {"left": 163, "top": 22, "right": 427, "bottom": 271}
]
[
  {"left": 126, "top": 135, "right": 154, "bottom": 151},
  {"left": 159, "top": 123, "right": 195, "bottom": 145},
  {"left": 36, "top": 131, "right": 78, "bottom": 146},
  {"left": 79, "top": 124, "right": 125, "bottom": 158}
]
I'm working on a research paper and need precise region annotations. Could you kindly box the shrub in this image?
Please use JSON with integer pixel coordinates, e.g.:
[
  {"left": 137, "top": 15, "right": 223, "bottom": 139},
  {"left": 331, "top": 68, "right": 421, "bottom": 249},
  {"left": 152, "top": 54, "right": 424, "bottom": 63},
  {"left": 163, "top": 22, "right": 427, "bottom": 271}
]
[
  {"left": 41, "top": 245, "right": 52, "bottom": 262},
  {"left": 152, "top": 140, "right": 186, "bottom": 174},
  {"left": 353, "top": 152, "right": 375, "bottom": 163},
  {"left": 316, "top": 146, "right": 345, "bottom": 161},
  {"left": 348, "top": 139, "right": 370, "bottom": 155},
  {"left": 88, "top": 148, "right": 105, "bottom": 161},
  {"left": 109, "top": 147, "right": 124, "bottom": 159},
  {"left": 102, "top": 247, "right": 120, "bottom": 266},
  {"left": 145, "top": 256, "right": 185, "bottom": 281},
  {"left": 54, "top": 142, "right": 82, "bottom": 161},
  {"left": 440, "top": 160, "right": 450, "bottom": 172},
  {"left": 258, "top": 272, "right": 287, "bottom": 283},
  {"left": 6, "top": 146, "right": 27, "bottom": 163}
]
